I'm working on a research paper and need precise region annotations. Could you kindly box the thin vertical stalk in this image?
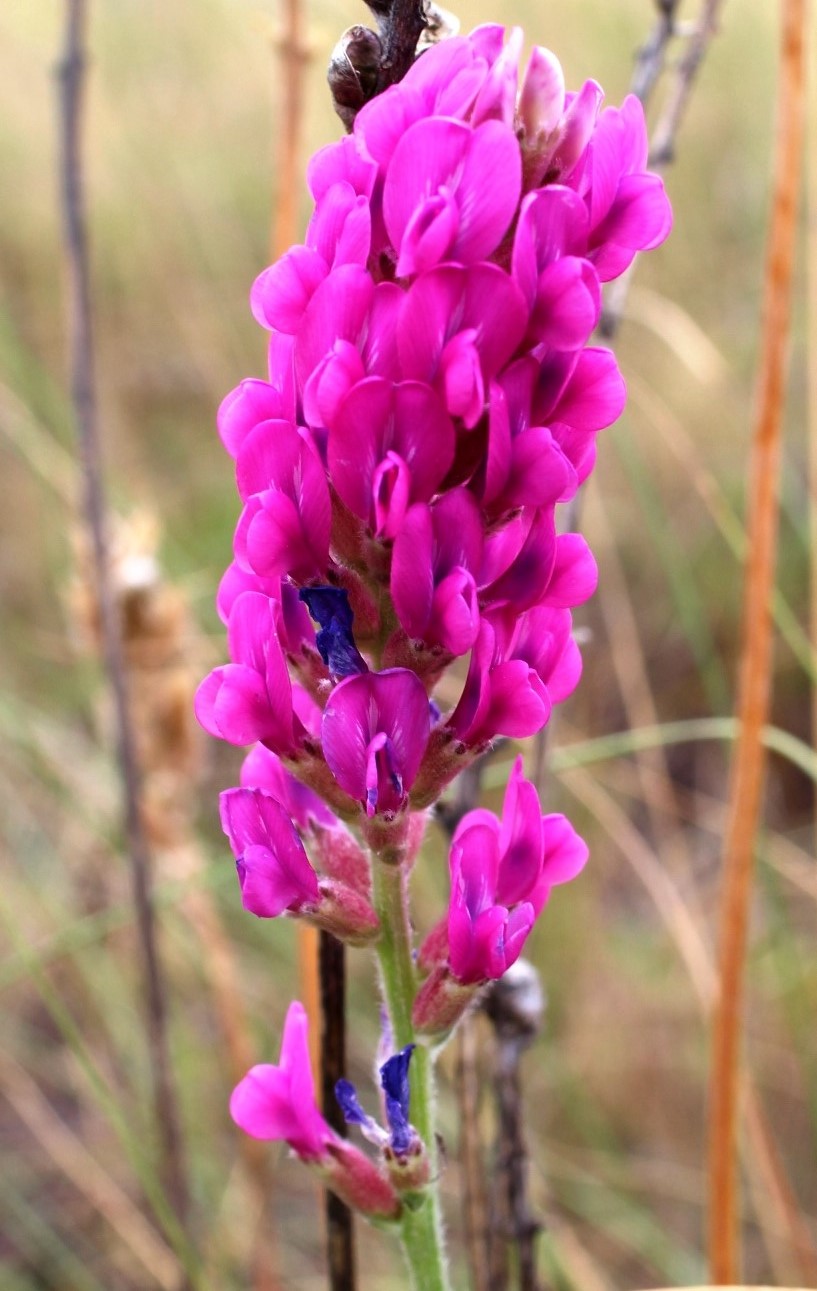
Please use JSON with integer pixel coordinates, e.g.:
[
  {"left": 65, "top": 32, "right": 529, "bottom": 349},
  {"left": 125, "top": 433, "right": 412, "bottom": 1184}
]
[
  {"left": 484, "top": 965, "right": 546, "bottom": 1291},
  {"left": 456, "top": 1016, "right": 490, "bottom": 1291},
  {"left": 707, "top": 0, "right": 807, "bottom": 1280},
  {"left": 370, "top": 860, "right": 450, "bottom": 1291},
  {"left": 268, "top": 9, "right": 335, "bottom": 1282},
  {"left": 272, "top": 0, "right": 308, "bottom": 260},
  {"left": 270, "top": 0, "right": 322, "bottom": 1112},
  {"left": 808, "top": 0, "right": 817, "bottom": 853},
  {"left": 320, "top": 931, "right": 356, "bottom": 1291},
  {"left": 56, "top": 0, "right": 190, "bottom": 1246}
]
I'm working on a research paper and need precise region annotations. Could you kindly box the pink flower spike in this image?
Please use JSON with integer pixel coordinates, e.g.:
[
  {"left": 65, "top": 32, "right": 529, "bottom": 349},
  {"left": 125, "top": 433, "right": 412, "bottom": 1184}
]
[
  {"left": 230, "top": 1001, "right": 332, "bottom": 1159},
  {"left": 220, "top": 788, "right": 320, "bottom": 918},
  {"left": 322, "top": 670, "right": 431, "bottom": 817}
]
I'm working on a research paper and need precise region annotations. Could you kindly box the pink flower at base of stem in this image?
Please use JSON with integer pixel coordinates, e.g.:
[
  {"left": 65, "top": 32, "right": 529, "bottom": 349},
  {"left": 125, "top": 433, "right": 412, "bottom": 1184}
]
[{"left": 231, "top": 1002, "right": 401, "bottom": 1220}]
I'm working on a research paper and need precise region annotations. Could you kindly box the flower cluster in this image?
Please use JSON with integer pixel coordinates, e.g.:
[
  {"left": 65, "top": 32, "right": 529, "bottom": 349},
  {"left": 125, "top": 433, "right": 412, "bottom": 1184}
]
[{"left": 197, "top": 23, "right": 670, "bottom": 1216}]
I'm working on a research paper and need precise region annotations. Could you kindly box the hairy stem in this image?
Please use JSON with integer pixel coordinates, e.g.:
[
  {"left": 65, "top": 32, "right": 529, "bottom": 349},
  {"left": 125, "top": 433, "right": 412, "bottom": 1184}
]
[{"left": 370, "top": 859, "right": 450, "bottom": 1291}]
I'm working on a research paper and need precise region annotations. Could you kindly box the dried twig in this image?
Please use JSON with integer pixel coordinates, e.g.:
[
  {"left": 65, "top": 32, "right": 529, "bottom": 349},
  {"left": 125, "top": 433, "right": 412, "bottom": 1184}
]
[
  {"left": 436, "top": 748, "right": 502, "bottom": 1290},
  {"left": 484, "top": 962, "right": 547, "bottom": 1291},
  {"left": 599, "top": 0, "right": 726, "bottom": 342},
  {"left": 456, "top": 1014, "right": 490, "bottom": 1291},
  {"left": 707, "top": 0, "right": 807, "bottom": 1280},
  {"left": 630, "top": 0, "right": 682, "bottom": 105},
  {"left": 56, "top": 0, "right": 190, "bottom": 1239},
  {"left": 320, "top": 931, "right": 356, "bottom": 1291},
  {"left": 271, "top": 0, "right": 311, "bottom": 259}
]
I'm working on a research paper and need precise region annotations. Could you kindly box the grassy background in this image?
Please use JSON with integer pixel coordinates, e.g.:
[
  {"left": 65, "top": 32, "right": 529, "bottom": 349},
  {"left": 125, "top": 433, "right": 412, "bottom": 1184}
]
[{"left": 1, "top": 0, "right": 814, "bottom": 1287}]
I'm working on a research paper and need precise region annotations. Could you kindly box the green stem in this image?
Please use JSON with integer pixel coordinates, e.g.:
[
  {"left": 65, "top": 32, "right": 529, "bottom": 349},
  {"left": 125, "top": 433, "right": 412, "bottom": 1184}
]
[{"left": 371, "top": 858, "right": 451, "bottom": 1291}]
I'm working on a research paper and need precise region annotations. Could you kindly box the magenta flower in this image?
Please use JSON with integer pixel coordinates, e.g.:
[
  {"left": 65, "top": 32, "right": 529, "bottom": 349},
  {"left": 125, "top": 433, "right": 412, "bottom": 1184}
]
[
  {"left": 322, "top": 669, "right": 430, "bottom": 817},
  {"left": 384, "top": 117, "right": 521, "bottom": 277},
  {"left": 390, "top": 489, "right": 483, "bottom": 656},
  {"left": 194, "top": 592, "right": 307, "bottom": 754},
  {"left": 241, "top": 744, "right": 337, "bottom": 831},
  {"left": 295, "top": 266, "right": 401, "bottom": 428},
  {"left": 481, "top": 362, "right": 576, "bottom": 514},
  {"left": 447, "top": 617, "right": 552, "bottom": 747},
  {"left": 217, "top": 377, "right": 296, "bottom": 459},
  {"left": 231, "top": 1003, "right": 401, "bottom": 1219},
  {"left": 512, "top": 187, "right": 600, "bottom": 351},
  {"left": 251, "top": 183, "right": 371, "bottom": 335},
  {"left": 220, "top": 787, "right": 320, "bottom": 918},
  {"left": 231, "top": 1001, "right": 333, "bottom": 1157},
  {"left": 233, "top": 420, "right": 331, "bottom": 582},
  {"left": 328, "top": 377, "right": 455, "bottom": 536},
  {"left": 397, "top": 263, "right": 527, "bottom": 428},
  {"left": 447, "top": 757, "right": 588, "bottom": 982},
  {"left": 578, "top": 96, "right": 674, "bottom": 282}
]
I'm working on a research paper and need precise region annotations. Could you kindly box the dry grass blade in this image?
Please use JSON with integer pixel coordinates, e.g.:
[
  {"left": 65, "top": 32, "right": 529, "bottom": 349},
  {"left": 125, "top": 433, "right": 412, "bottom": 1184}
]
[
  {"left": 57, "top": 0, "right": 190, "bottom": 1235},
  {"left": 707, "top": 0, "right": 808, "bottom": 1281},
  {"left": 561, "top": 768, "right": 817, "bottom": 1283},
  {"left": 0, "top": 1053, "right": 183, "bottom": 1291}
]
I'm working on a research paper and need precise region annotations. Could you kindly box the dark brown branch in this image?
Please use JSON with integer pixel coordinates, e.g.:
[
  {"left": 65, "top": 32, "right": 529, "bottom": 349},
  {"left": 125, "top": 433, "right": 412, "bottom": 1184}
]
[
  {"left": 319, "top": 932, "right": 356, "bottom": 1291},
  {"left": 366, "top": 0, "right": 427, "bottom": 93},
  {"left": 484, "top": 962, "right": 547, "bottom": 1291},
  {"left": 456, "top": 1014, "right": 490, "bottom": 1291},
  {"left": 327, "top": 0, "right": 426, "bottom": 129},
  {"left": 57, "top": 0, "right": 191, "bottom": 1245}
]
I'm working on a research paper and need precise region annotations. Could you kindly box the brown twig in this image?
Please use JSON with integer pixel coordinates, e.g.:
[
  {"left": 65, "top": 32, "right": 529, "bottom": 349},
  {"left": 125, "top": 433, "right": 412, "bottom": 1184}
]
[
  {"left": 436, "top": 748, "right": 503, "bottom": 1290},
  {"left": 319, "top": 931, "right": 356, "bottom": 1291},
  {"left": 599, "top": 0, "right": 726, "bottom": 341},
  {"left": 649, "top": 0, "right": 728, "bottom": 168},
  {"left": 630, "top": 0, "right": 682, "bottom": 106},
  {"left": 484, "top": 962, "right": 547, "bottom": 1291},
  {"left": 707, "top": 0, "right": 807, "bottom": 1280},
  {"left": 272, "top": 0, "right": 310, "bottom": 260},
  {"left": 57, "top": 0, "right": 190, "bottom": 1242},
  {"left": 456, "top": 1014, "right": 490, "bottom": 1291}
]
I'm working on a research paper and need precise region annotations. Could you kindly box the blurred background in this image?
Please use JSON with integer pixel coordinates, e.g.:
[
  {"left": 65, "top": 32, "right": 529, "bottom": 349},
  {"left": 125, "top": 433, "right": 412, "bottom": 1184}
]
[{"left": 1, "top": 0, "right": 814, "bottom": 1287}]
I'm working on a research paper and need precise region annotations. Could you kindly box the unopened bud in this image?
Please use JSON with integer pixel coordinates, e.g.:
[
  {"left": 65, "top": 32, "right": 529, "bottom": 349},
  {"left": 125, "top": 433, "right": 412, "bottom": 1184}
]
[
  {"left": 328, "top": 26, "right": 382, "bottom": 131},
  {"left": 412, "top": 964, "right": 480, "bottom": 1037},
  {"left": 519, "top": 46, "right": 565, "bottom": 141}
]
